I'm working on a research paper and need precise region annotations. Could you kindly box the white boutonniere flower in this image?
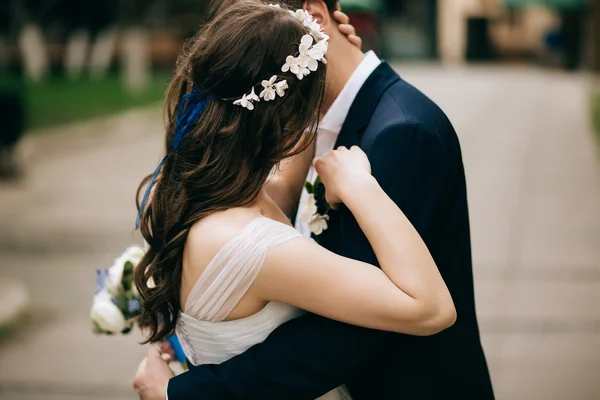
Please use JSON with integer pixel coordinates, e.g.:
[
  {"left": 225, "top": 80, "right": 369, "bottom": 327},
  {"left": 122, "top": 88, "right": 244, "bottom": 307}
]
[
  {"left": 301, "top": 176, "right": 331, "bottom": 242},
  {"left": 300, "top": 193, "right": 318, "bottom": 221},
  {"left": 308, "top": 213, "right": 329, "bottom": 236}
]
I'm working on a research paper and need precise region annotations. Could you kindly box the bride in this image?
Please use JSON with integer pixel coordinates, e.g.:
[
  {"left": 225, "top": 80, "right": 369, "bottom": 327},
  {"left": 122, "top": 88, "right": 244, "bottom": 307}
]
[{"left": 133, "top": 2, "right": 456, "bottom": 399}]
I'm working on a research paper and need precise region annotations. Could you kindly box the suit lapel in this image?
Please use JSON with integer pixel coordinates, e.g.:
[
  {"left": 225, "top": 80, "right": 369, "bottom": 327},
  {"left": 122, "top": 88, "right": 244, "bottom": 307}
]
[
  {"left": 334, "top": 61, "right": 401, "bottom": 149},
  {"left": 322, "top": 62, "right": 400, "bottom": 248}
]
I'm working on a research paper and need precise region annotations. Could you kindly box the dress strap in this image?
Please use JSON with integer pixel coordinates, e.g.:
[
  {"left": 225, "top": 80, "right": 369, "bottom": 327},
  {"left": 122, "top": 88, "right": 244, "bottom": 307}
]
[{"left": 184, "top": 217, "right": 301, "bottom": 322}]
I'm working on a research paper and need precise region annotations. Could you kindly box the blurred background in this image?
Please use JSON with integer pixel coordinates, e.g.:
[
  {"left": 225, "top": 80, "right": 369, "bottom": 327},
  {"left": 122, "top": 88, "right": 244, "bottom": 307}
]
[{"left": 0, "top": 0, "right": 599, "bottom": 399}]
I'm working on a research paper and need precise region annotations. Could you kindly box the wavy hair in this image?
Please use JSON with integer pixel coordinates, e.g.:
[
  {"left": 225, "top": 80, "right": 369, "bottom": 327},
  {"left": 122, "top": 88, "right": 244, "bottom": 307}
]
[{"left": 134, "top": 1, "right": 326, "bottom": 343}]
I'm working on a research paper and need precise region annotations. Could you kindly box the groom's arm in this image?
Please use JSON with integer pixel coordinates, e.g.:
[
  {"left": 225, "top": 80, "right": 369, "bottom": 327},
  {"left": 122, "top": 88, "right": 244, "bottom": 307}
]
[{"left": 167, "top": 122, "right": 450, "bottom": 399}]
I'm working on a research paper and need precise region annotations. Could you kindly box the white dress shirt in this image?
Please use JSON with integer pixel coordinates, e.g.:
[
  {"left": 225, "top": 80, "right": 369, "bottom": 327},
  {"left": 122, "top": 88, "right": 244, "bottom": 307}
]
[{"left": 295, "top": 51, "right": 381, "bottom": 237}]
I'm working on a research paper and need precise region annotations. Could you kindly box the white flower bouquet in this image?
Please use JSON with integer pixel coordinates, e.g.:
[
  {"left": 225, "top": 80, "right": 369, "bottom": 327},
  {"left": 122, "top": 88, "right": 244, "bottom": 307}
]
[
  {"left": 91, "top": 246, "right": 188, "bottom": 367},
  {"left": 91, "top": 246, "right": 145, "bottom": 335}
]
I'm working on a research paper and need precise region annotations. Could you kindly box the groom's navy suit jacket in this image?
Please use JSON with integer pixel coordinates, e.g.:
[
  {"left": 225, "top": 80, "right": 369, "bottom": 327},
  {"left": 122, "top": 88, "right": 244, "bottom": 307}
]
[{"left": 169, "top": 62, "right": 495, "bottom": 399}]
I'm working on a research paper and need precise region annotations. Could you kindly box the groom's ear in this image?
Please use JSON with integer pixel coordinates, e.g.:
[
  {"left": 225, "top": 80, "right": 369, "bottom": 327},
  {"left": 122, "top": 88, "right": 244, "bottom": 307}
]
[{"left": 304, "top": 0, "right": 336, "bottom": 32}]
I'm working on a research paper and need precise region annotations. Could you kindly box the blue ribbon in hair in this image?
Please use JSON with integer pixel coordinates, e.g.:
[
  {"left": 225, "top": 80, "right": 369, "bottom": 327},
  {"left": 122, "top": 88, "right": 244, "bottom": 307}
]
[{"left": 136, "top": 87, "right": 220, "bottom": 229}]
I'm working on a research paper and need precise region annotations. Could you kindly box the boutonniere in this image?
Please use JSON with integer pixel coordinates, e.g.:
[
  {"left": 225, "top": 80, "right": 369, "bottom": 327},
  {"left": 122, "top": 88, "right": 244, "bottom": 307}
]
[{"left": 300, "top": 176, "right": 331, "bottom": 242}]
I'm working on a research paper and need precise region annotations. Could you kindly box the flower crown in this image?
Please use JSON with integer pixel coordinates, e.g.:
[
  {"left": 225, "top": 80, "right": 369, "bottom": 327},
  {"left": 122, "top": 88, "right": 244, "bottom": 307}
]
[{"left": 233, "top": 5, "right": 329, "bottom": 111}]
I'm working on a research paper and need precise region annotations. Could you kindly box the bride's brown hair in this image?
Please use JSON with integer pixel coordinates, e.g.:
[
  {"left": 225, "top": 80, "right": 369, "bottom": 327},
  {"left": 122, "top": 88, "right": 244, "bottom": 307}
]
[{"left": 134, "top": 1, "right": 326, "bottom": 343}]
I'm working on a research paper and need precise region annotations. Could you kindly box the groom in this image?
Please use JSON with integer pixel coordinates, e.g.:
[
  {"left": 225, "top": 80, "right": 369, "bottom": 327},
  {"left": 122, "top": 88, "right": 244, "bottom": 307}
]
[{"left": 134, "top": 1, "right": 495, "bottom": 399}]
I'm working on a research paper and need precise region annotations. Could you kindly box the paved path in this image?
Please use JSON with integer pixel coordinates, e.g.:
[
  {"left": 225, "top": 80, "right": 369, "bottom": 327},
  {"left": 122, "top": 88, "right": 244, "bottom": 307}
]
[{"left": 0, "top": 66, "right": 599, "bottom": 399}]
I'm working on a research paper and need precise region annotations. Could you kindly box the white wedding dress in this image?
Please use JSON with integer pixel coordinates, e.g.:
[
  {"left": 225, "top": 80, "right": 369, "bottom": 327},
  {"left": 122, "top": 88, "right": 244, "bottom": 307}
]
[{"left": 175, "top": 216, "right": 351, "bottom": 400}]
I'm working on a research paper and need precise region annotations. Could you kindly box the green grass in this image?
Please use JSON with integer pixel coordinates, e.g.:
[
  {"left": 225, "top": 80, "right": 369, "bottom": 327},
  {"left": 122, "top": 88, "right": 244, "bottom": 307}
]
[
  {"left": 1, "top": 73, "right": 171, "bottom": 132},
  {"left": 0, "top": 308, "right": 30, "bottom": 341},
  {"left": 593, "top": 91, "right": 600, "bottom": 140}
]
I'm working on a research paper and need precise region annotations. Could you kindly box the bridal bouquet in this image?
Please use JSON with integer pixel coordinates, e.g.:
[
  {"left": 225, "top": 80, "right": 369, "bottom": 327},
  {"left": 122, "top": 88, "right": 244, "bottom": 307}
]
[
  {"left": 91, "top": 246, "right": 144, "bottom": 335},
  {"left": 90, "top": 246, "right": 188, "bottom": 367}
]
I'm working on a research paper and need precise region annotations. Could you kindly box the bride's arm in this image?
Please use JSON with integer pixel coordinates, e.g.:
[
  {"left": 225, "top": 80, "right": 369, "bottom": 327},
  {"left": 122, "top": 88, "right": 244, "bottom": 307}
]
[
  {"left": 265, "top": 135, "right": 315, "bottom": 218},
  {"left": 253, "top": 147, "right": 456, "bottom": 336}
]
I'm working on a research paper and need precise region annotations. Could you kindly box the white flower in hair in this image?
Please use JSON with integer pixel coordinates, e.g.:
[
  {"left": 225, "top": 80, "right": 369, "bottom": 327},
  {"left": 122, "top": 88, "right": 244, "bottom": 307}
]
[
  {"left": 290, "top": 9, "right": 311, "bottom": 23},
  {"left": 308, "top": 39, "right": 328, "bottom": 64},
  {"left": 304, "top": 15, "right": 329, "bottom": 40},
  {"left": 282, "top": 35, "right": 324, "bottom": 80},
  {"left": 260, "top": 76, "right": 278, "bottom": 101},
  {"left": 304, "top": 17, "right": 321, "bottom": 35},
  {"left": 260, "top": 76, "right": 288, "bottom": 101},
  {"left": 275, "top": 80, "right": 289, "bottom": 96},
  {"left": 281, "top": 34, "right": 328, "bottom": 80},
  {"left": 289, "top": 8, "right": 328, "bottom": 41},
  {"left": 233, "top": 87, "right": 259, "bottom": 110},
  {"left": 247, "top": 87, "right": 259, "bottom": 102},
  {"left": 282, "top": 55, "right": 308, "bottom": 80},
  {"left": 297, "top": 35, "right": 319, "bottom": 72},
  {"left": 233, "top": 7, "right": 328, "bottom": 108}
]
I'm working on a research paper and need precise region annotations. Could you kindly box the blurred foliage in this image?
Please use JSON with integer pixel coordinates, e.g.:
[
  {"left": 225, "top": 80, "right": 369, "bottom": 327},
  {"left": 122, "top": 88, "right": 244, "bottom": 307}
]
[
  {"left": 503, "top": 0, "right": 586, "bottom": 9},
  {"left": 341, "top": 0, "right": 385, "bottom": 14},
  {"left": 0, "top": 74, "right": 171, "bottom": 132},
  {"left": 0, "top": 309, "right": 30, "bottom": 341},
  {"left": 593, "top": 91, "right": 600, "bottom": 137}
]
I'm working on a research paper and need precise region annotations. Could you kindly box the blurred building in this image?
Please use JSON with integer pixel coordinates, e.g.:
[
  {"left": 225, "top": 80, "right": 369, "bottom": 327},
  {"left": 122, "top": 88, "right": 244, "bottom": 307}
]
[
  {"left": 2, "top": 0, "right": 597, "bottom": 87},
  {"left": 344, "top": 0, "right": 596, "bottom": 71}
]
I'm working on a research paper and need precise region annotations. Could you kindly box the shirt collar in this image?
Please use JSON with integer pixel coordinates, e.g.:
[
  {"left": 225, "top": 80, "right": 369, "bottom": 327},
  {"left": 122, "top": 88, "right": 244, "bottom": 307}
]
[{"left": 319, "top": 50, "right": 382, "bottom": 134}]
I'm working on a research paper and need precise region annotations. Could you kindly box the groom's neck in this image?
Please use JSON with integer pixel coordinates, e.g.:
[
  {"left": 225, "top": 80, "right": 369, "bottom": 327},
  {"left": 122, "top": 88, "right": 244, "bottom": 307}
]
[{"left": 323, "top": 37, "right": 365, "bottom": 111}]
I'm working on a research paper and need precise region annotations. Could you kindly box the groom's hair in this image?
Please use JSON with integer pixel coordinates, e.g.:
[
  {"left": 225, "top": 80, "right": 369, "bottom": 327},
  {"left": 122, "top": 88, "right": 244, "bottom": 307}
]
[
  {"left": 135, "top": 0, "right": 326, "bottom": 344},
  {"left": 205, "top": 0, "right": 237, "bottom": 22}
]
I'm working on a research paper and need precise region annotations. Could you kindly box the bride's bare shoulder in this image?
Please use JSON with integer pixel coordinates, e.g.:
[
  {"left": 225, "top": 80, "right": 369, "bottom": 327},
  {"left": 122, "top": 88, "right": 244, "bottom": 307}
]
[{"left": 184, "top": 208, "right": 261, "bottom": 267}]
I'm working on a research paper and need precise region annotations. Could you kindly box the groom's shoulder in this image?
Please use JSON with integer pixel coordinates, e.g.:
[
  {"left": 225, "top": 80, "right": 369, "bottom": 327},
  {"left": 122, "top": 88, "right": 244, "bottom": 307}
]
[
  {"left": 363, "top": 76, "right": 455, "bottom": 144},
  {"left": 379, "top": 77, "right": 448, "bottom": 129}
]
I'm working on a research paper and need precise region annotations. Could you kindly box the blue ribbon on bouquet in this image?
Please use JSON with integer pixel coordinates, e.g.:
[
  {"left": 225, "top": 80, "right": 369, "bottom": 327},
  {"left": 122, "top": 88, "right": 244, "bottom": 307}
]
[
  {"left": 166, "top": 334, "right": 188, "bottom": 364},
  {"left": 136, "top": 87, "right": 220, "bottom": 229},
  {"left": 156, "top": 315, "right": 188, "bottom": 365}
]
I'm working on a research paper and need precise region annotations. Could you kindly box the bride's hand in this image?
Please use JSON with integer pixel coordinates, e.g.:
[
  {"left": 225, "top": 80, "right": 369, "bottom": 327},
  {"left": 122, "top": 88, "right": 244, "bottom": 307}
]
[{"left": 313, "top": 146, "right": 372, "bottom": 209}]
